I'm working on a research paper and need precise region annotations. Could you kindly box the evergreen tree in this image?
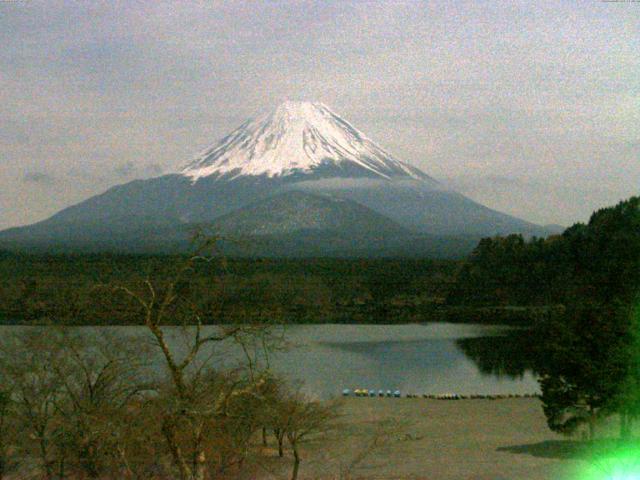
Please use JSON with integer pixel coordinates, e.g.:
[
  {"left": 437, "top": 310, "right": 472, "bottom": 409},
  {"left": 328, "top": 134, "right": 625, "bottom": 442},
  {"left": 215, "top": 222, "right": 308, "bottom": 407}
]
[
  {"left": 537, "top": 303, "right": 629, "bottom": 439},
  {"left": 535, "top": 197, "right": 640, "bottom": 438}
]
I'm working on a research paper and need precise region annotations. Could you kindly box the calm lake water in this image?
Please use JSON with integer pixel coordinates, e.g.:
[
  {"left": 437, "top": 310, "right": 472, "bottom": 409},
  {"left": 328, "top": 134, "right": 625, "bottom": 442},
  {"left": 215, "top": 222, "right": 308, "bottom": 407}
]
[
  {"left": 265, "top": 324, "right": 540, "bottom": 398},
  {"left": 0, "top": 323, "right": 540, "bottom": 399}
]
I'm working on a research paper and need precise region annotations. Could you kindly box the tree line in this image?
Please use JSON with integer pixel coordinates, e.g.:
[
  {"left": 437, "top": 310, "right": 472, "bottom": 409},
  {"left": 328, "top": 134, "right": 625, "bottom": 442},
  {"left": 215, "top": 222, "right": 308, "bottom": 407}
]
[
  {"left": 0, "top": 255, "right": 459, "bottom": 325},
  {"left": 448, "top": 197, "right": 640, "bottom": 308}
]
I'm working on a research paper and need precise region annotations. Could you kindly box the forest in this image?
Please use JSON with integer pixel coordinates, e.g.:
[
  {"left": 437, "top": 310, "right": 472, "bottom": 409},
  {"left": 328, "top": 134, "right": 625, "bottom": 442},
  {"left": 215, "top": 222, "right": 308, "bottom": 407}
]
[
  {"left": 448, "top": 196, "right": 640, "bottom": 308},
  {"left": 456, "top": 197, "right": 640, "bottom": 439},
  {"left": 0, "top": 252, "right": 565, "bottom": 326},
  {"left": 0, "top": 255, "right": 460, "bottom": 325}
]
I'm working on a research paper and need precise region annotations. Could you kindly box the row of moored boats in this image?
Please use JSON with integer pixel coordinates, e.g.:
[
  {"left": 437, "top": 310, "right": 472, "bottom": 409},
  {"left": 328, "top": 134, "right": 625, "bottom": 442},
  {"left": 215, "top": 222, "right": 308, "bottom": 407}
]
[{"left": 342, "top": 389, "right": 540, "bottom": 400}]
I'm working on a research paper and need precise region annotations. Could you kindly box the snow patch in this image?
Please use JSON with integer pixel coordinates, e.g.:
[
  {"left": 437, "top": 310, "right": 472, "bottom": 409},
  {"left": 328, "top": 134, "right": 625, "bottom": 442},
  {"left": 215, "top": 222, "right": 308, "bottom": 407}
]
[{"left": 180, "top": 101, "right": 430, "bottom": 182}]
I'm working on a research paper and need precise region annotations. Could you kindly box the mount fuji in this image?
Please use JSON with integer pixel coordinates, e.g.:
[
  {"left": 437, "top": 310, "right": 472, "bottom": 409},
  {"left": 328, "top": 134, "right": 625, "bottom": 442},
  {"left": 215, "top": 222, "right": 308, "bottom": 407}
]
[
  {"left": 182, "top": 101, "right": 431, "bottom": 182},
  {"left": 0, "top": 101, "right": 550, "bottom": 256}
]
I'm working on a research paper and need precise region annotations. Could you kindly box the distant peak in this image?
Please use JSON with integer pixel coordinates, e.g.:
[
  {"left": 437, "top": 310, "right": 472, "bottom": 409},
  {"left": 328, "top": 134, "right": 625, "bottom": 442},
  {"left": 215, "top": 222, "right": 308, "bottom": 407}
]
[
  {"left": 180, "top": 101, "right": 432, "bottom": 183},
  {"left": 276, "top": 100, "right": 327, "bottom": 111},
  {"left": 266, "top": 101, "right": 334, "bottom": 127}
]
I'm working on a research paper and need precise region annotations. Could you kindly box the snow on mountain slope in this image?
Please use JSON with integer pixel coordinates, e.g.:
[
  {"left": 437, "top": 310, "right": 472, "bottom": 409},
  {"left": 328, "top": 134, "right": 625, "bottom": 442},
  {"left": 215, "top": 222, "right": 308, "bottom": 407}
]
[
  {"left": 181, "top": 101, "right": 431, "bottom": 182},
  {"left": 0, "top": 100, "right": 552, "bottom": 254}
]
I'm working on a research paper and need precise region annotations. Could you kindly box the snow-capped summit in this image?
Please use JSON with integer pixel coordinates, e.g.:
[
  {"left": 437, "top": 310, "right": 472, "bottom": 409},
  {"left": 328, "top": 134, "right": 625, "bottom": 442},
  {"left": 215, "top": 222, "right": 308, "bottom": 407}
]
[
  {"left": 181, "top": 101, "right": 430, "bottom": 182},
  {"left": 0, "top": 101, "right": 550, "bottom": 254}
]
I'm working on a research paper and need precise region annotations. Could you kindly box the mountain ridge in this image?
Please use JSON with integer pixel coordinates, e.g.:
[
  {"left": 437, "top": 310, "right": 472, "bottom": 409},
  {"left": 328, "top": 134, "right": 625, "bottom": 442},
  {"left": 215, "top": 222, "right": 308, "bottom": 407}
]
[{"left": 0, "top": 101, "right": 552, "bottom": 256}]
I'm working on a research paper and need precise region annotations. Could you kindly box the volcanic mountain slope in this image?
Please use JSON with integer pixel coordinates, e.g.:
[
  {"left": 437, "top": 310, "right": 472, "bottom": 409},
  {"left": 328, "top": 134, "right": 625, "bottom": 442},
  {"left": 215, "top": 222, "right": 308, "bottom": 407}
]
[
  {"left": 0, "top": 101, "right": 550, "bottom": 255},
  {"left": 211, "top": 190, "right": 408, "bottom": 236},
  {"left": 209, "top": 191, "right": 481, "bottom": 258}
]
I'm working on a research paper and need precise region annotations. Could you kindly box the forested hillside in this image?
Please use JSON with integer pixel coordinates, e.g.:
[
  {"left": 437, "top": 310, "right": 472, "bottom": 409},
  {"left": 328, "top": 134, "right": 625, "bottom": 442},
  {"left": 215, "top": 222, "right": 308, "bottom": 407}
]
[
  {"left": 450, "top": 196, "right": 640, "bottom": 437},
  {"left": 448, "top": 196, "right": 640, "bottom": 307}
]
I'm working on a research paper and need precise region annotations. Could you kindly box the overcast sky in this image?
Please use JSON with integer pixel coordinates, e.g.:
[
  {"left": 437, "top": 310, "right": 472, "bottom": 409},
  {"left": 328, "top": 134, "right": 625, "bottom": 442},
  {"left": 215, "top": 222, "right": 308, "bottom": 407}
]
[{"left": 1, "top": 0, "right": 638, "bottom": 229}]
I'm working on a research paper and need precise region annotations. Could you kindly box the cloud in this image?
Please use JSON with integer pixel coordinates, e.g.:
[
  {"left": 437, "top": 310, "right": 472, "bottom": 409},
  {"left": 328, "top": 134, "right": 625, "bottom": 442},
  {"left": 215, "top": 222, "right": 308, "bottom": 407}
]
[
  {"left": 0, "top": 2, "right": 638, "bottom": 229},
  {"left": 114, "top": 161, "right": 135, "bottom": 177},
  {"left": 444, "top": 173, "right": 638, "bottom": 226},
  {"left": 113, "top": 161, "right": 164, "bottom": 178},
  {"left": 146, "top": 163, "right": 164, "bottom": 176},
  {"left": 23, "top": 172, "right": 55, "bottom": 185}
]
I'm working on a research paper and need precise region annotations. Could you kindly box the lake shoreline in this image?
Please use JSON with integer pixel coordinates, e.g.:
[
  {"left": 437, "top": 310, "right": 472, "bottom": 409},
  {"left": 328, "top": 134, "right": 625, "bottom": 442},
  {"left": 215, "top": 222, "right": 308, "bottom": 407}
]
[
  {"left": 256, "top": 397, "right": 582, "bottom": 479},
  {"left": 0, "top": 305, "right": 560, "bottom": 326},
  {"left": 346, "top": 392, "right": 541, "bottom": 400},
  {"left": 0, "top": 323, "right": 541, "bottom": 399}
]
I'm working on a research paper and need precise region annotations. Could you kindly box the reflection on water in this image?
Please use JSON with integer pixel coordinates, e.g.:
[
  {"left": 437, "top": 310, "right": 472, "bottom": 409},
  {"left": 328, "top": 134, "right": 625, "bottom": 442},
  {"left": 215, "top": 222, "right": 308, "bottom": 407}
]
[
  {"left": 0, "top": 323, "right": 540, "bottom": 399},
  {"left": 263, "top": 324, "right": 540, "bottom": 398},
  {"left": 455, "top": 330, "right": 539, "bottom": 379}
]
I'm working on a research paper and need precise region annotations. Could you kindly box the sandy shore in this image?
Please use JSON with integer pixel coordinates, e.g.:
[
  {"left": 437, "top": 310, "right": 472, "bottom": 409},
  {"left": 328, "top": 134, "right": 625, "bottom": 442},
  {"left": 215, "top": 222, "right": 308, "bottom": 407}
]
[{"left": 255, "top": 397, "right": 587, "bottom": 480}]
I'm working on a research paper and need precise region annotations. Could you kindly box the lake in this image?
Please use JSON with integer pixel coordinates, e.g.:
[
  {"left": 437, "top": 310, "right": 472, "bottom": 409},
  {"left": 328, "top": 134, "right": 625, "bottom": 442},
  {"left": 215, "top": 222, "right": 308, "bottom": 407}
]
[
  {"left": 264, "top": 323, "right": 540, "bottom": 398},
  {"left": 0, "top": 323, "right": 540, "bottom": 399}
]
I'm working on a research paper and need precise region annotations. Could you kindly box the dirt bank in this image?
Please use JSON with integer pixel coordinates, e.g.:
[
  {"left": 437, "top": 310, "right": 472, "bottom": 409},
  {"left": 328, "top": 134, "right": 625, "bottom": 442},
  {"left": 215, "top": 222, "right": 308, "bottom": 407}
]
[{"left": 256, "top": 398, "right": 585, "bottom": 480}]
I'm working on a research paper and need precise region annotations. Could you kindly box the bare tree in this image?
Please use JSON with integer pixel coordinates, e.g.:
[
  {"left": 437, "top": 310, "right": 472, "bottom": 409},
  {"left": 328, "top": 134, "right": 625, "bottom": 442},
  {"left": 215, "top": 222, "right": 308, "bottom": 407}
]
[
  {"left": 0, "top": 328, "right": 66, "bottom": 480},
  {"left": 0, "top": 327, "right": 155, "bottom": 480},
  {"left": 0, "top": 235, "right": 314, "bottom": 479},
  {"left": 52, "top": 330, "right": 152, "bottom": 478},
  {"left": 268, "top": 392, "right": 339, "bottom": 480},
  {"left": 232, "top": 324, "right": 289, "bottom": 450},
  {"left": 336, "top": 418, "right": 402, "bottom": 480},
  {"left": 258, "top": 376, "right": 290, "bottom": 458},
  {"left": 0, "top": 388, "right": 17, "bottom": 480},
  {"left": 105, "top": 236, "right": 277, "bottom": 480}
]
